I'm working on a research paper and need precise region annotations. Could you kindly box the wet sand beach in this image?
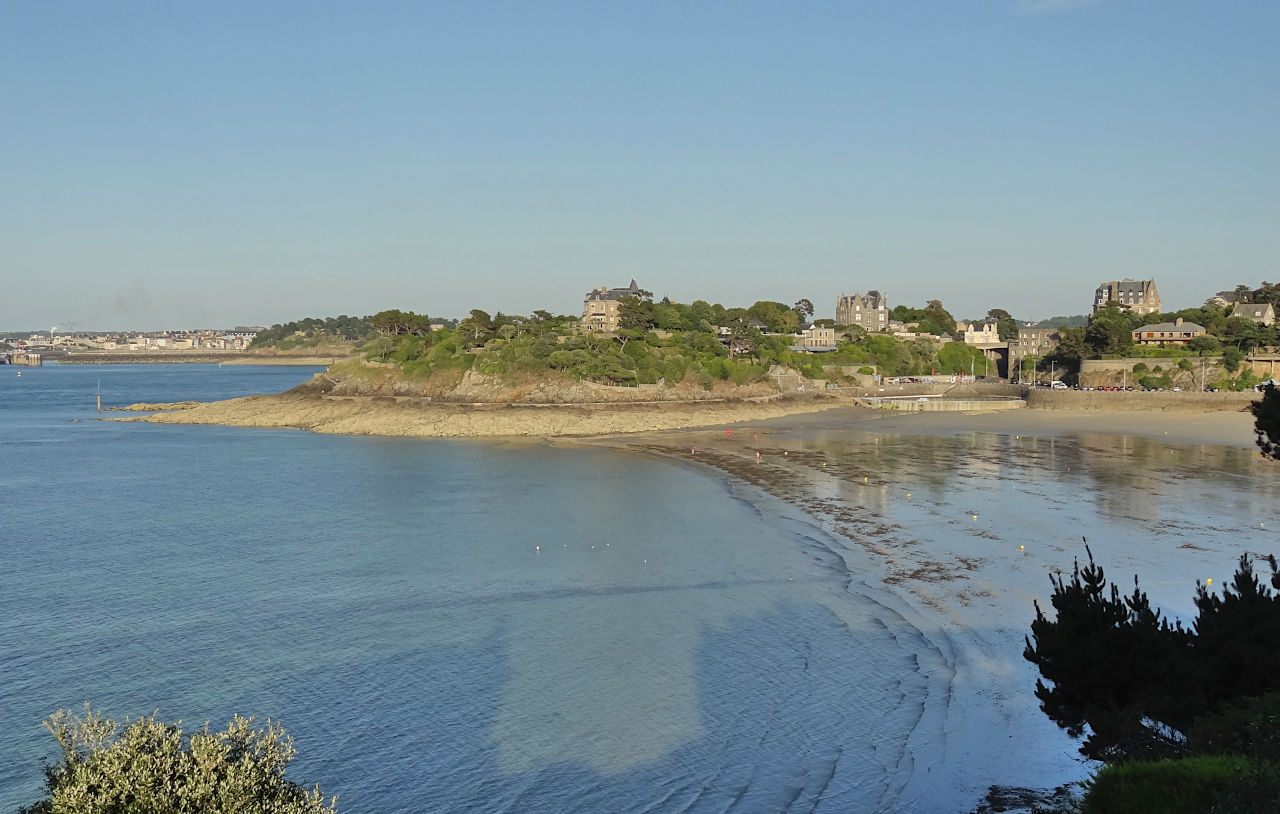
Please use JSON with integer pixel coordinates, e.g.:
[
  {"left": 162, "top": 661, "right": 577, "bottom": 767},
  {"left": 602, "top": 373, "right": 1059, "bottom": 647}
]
[{"left": 573, "top": 404, "right": 1276, "bottom": 808}]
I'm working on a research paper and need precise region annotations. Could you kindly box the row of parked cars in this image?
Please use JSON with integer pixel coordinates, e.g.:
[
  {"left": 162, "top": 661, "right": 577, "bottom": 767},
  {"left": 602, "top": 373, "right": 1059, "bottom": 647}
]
[{"left": 1038, "top": 384, "right": 1202, "bottom": 392}]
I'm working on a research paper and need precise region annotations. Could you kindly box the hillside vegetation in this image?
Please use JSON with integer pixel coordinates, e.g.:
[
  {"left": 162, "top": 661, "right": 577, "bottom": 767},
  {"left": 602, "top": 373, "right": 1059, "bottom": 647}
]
[{"left": 353, "top": 298, "right": 992, "bottom": 393}]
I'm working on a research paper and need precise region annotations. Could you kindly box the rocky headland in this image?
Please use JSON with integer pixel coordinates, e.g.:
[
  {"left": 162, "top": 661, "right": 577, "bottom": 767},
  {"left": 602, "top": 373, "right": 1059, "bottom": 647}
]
[{"left": 115, "top": 364, "right": 849, "bottom": 437}]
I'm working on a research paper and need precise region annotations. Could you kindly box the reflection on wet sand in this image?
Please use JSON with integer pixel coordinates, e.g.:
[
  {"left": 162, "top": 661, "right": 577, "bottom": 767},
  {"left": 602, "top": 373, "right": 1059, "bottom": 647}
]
[
  {"left": 589, "top": 420, "right": 1280, "bottom": 796},
  {"left": 613, "top": 427, "right": 1278, "bottom": 606}
]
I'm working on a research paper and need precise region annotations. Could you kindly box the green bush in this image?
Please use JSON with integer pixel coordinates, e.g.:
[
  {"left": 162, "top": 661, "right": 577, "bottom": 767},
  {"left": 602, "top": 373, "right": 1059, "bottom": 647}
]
[
  {"left": 1223, "top": 347, "right": 1245, "bottom": 372},
  {"left": 1132, "top": 362, "right": 1149, "bottom": 375},
  {"left": 1191, "top": 692, "right": 1280, "bottom": 759},
  {"left": 1178, "top": 358, "right": 1194, "bottom": 372},
  {"left": 18, "top": 706, "right": 337, "bottom": 814},
  {"left": 663, "top": 357, "right": 688, "bottom": 384},
  {"left": 858, "top": 366, "right": 875, "bottom": 375},
  {"left": 514, "top": 355, "right": 547, "bottom": 374},
  {"left": 1082, "top": 755, "right": 1251, "bottom": 814},
  {"left": 401, "top": 358, "right": 434, "bottom": 378}
]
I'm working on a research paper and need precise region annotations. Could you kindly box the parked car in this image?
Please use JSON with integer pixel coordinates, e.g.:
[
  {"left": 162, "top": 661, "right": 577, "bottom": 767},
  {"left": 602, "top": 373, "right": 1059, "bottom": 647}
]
[{"left": 1051, "top": 381, "right": 1069, "bottom": 390}]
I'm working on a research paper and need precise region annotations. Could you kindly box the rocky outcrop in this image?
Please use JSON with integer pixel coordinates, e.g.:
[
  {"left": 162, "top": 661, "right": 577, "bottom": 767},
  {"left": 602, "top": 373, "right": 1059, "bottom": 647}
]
[
  {"left": 304, "top": 365, "right": 779, "bottom": 404},
  {"left": 119, "top": 392, "right": 846, "bottom": 438}
]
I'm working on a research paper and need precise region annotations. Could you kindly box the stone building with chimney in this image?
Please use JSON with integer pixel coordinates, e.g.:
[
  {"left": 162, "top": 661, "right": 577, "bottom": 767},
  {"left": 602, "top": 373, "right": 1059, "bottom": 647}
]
[
  {"left": 835, "top": 291, "right": 889, "bottom": 332},
  {"left": 1094, "top": 278, "right": 1161, "bottom": 315},
  {"left": 581, "top": 279, "right": 649, "bottom": 332}
]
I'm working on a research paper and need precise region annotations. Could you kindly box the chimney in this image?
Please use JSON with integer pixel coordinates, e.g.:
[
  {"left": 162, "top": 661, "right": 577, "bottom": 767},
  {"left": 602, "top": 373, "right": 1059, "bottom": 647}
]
[{"left": 1175, "top": 317, "right": 1183, "bottom": 327}]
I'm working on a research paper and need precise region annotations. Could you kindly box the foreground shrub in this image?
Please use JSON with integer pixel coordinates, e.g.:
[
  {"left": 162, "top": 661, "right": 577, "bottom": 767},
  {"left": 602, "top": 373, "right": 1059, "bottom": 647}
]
[
  {"left": 1082, "top": 755, "right": 1251, "bottom": 814},
  {"left": 19, "top": 705, "right": 337, "bottom": 813}
]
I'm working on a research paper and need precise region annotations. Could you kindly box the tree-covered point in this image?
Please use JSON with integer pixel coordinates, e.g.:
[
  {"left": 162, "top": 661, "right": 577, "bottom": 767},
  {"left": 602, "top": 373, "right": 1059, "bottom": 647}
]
[
  {"left": 359, "top": 298, "right": 1000, "bottom": 388},
  {"left": 249, "top": 315, "right": 376, "bottom": 348}
]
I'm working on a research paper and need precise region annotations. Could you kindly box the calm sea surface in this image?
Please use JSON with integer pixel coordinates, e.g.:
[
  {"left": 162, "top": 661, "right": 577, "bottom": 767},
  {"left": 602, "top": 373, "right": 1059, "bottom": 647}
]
[{"left": 1, "top": 365, "right": 1275, "bottom": 813}]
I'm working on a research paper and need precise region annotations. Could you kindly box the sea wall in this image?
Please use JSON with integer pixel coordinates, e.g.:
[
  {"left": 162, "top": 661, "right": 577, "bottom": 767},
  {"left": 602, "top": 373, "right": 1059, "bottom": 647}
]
[
  {"left": 864, "top": 398, "right": 1025, "bottom": 413},
  {"left": 1027, "top": 389, "right": 1256, "bottom": 413},
  {"left": 852, "top": 382, "right": 1025, "bottom": 398}
]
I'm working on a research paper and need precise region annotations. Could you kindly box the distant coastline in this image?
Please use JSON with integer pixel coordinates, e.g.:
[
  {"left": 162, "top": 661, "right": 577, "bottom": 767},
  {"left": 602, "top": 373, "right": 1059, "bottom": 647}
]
[{"left": 54, "top": 351, "right": 349, "bottom": 366}]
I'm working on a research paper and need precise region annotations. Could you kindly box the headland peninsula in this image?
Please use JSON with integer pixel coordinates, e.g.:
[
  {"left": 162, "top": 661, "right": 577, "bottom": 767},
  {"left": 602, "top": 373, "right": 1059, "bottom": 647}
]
[{"left": 106, "top": 295, "right": 1270, "bottom": 440}]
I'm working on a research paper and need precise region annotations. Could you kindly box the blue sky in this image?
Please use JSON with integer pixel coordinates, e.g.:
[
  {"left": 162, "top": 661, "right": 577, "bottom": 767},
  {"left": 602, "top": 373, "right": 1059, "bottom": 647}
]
[{"left": 2, "top": 0, "right": 1276, "bottom": 330}]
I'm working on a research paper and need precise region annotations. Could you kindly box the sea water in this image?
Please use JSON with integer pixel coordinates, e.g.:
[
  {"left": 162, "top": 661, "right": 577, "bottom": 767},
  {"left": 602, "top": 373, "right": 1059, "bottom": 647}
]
[{"left": 1, "top": 365, "right": 1274, "bottom": 813}]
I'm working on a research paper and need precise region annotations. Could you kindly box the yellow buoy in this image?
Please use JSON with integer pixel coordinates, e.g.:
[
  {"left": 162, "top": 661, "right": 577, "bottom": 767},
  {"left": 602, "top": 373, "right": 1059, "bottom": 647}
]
[{"left": 1207, "top": 578, "right": 1213, "bottom": 585}]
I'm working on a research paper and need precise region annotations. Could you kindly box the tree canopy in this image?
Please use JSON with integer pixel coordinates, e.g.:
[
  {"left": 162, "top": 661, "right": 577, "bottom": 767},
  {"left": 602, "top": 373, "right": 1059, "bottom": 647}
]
[
  {"left": 986, "top": 308, "right": 1018, "bottom": 342},
  {"left": 249, "top": 315, "right": 375, "bottom": 348},
  {"left": 1025, "top": 546, "right": 1280, "bottom": 762},
  {"left": 889, "top": 300, "right": 956, "bottom": 336}
]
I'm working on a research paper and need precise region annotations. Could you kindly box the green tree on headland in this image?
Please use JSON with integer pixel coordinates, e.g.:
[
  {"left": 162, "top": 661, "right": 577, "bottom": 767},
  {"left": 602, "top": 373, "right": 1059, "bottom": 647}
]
[
  {"left": 250, "top": 315, "right": 375, "bottom": 348},
  {"left": 19, "top": 705, "right": 337, "bottom": 813},
  {"left": 371, "top": 310, "right": 431, "bottom": 336},
  {"left": 986, "top": 308, "right": 1018, "bottom": 342}
]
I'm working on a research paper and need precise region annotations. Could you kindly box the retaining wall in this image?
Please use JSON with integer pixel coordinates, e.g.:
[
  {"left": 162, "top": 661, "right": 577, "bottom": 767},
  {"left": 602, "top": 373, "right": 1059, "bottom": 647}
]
[{"left": 1026, "top": 389, "right": 1256, "bottom": 413}]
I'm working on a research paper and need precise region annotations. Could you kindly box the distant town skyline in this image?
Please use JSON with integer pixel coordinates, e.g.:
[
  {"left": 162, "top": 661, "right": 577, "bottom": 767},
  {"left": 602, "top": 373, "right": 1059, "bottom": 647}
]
[{"left": 3, "top": 1, "right": 1275, "bottom": 331}]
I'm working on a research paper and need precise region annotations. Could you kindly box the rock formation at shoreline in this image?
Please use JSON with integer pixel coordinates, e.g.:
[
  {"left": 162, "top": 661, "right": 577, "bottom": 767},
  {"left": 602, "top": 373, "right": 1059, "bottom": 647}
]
[{"left": 118, "top": 391, "right": 847, "bottom": 437}]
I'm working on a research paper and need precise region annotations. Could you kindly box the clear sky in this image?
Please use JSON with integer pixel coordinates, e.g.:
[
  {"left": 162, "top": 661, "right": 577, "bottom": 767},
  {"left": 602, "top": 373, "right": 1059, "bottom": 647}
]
[{"left": 2, "top": 0, "right": 1276, "bottom": 330}]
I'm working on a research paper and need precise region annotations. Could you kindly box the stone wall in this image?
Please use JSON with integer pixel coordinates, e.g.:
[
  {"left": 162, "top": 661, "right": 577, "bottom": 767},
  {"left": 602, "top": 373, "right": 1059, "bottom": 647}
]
[
  {"left": 866, "top": 397, "right": 1025, "bottom": 413},
  {"left": 1027, "top": 389, "right": 1256, "bottom": 413},
  {"left": 854, "top": 382, "right": 1025, "bottom": 398},
  {"left": 1078, "top": 358, "right": 1221, "bottom": 389}
]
